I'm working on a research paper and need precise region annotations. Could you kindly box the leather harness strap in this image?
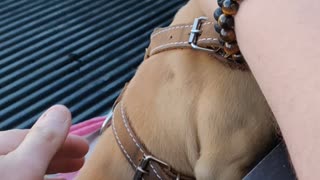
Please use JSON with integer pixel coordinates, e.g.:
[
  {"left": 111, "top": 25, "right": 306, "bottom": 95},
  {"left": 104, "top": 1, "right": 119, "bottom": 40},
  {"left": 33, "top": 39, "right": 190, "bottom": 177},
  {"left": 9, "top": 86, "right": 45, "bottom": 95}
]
[
  {"left": 145, "top": 19, "right": 220, "bottom": 58},
  {"left": 112, "top": 101, "right": 195, "bottom": 180},
  {"left": 145, "top": 17, "right": 248, "bottom": 70}
]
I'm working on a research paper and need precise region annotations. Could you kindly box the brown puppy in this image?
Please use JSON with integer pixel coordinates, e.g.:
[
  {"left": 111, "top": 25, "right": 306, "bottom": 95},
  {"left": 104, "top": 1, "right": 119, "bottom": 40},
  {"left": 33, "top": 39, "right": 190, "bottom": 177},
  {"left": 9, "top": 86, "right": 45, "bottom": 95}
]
[{"left": 76, "top": 0, "right": 278, "bottom": 179}]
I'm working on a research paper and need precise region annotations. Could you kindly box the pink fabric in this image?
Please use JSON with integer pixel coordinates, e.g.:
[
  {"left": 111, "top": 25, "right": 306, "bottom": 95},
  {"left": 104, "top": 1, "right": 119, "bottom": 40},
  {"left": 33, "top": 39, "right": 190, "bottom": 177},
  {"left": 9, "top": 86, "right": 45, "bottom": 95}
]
[
  {"left": 58, "top": 116, "right": 106, "bottom": 180},
  {"left": 69, "top": 117, "right": 105, "bottom": 136}
]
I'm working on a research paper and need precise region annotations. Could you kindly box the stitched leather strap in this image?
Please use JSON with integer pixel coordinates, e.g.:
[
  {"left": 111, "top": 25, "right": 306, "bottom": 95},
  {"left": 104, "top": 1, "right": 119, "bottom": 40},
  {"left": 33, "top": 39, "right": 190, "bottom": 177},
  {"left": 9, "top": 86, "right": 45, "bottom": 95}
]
[
  {"left": 144, "top": 20, "right": 248, "bottom": 70},
  {"left": 112, "top": 101, "right": 195, "bottom": 180},
  {"left": 145, "top": 21, "right": 219, "bottom": 58}
]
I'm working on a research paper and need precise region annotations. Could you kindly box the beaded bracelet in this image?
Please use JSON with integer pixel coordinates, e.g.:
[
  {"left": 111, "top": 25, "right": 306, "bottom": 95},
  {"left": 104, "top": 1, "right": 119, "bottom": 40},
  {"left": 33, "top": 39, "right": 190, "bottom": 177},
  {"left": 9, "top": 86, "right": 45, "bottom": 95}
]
[{"left": 214, "top": 0, "right": 244, "bottom": 64}]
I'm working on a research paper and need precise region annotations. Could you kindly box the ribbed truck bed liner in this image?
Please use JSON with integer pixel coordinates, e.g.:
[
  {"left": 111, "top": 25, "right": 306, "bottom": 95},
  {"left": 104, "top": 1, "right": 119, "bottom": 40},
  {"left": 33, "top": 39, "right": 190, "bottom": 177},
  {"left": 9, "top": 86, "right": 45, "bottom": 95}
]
[{"left": 0, "top": 0, "right": 185, "bottom": 129}]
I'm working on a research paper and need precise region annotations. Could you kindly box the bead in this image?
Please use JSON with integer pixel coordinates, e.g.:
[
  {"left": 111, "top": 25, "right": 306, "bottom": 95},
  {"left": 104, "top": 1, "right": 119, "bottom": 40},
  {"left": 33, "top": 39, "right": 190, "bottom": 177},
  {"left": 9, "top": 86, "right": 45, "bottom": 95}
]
[
  {"left": 218, "top": 14, "right": 234, "bottom": 28},
  {"left": 218, "top": 37, "right": 225, "bottom": 45},
  {"left": 222, "top": 0, "right": 239, "bottom": 15},
  {"left": 232, "top": 53, "right": 244, "bottom": 62},
  {"left": 220, "top": 28, "right": 236, "bottom": 42},
  {"left": 224, "top": 42, "right": 240, "bottom": 55},
  {"left": 214, "top": 7, "right": 223, "bottom": 21},
  {"left": 217, "top": 0, "right": 224, "bottom": 7},
  {"left": 214, "top": 23, "right": 222, "bottom": 33}
]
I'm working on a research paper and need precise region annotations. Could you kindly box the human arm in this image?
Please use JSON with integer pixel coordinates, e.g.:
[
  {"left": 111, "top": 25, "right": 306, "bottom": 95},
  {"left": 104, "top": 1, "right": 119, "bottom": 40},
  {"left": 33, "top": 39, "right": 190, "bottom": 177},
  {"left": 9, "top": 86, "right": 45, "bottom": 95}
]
[
  {"left": 236, "top": 1, "right": 320, "bottom": 179},
  {"left": 199, "top": 0, "right": 320, "bottom": 179}
]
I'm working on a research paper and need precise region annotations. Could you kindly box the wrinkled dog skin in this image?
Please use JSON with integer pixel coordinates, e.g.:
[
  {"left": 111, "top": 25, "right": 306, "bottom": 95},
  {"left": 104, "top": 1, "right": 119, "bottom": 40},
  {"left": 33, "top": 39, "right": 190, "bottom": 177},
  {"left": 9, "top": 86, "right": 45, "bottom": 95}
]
[{"left": 76, "top": 0, "right": 278, "bottom": 179}]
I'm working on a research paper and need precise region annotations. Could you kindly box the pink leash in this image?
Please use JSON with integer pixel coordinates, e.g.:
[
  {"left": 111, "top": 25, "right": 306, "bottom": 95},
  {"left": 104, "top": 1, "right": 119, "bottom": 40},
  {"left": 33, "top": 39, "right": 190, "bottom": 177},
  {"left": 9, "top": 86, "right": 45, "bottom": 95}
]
[
  {"left": 58, "top": 116, "right": 110, "bottom": 180},
  {"left": 69, "top": 117, "right": 106, "bottom": 136}
]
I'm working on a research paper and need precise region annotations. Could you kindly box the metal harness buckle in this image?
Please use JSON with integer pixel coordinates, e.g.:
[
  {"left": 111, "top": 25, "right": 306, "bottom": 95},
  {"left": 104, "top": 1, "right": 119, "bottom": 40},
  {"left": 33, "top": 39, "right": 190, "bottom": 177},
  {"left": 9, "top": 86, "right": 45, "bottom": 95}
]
[
  {"left": 137, "top": 155, "right": 171, "bottom": 173},
  {"left": 99, "top": 111, "right": 113, "bottom": 135},
  {"left": 136, "top": 155, "right": 180, "bottom": 179},
  {"left": 188, "top": 17, "right": 220, "bottom": 53}
]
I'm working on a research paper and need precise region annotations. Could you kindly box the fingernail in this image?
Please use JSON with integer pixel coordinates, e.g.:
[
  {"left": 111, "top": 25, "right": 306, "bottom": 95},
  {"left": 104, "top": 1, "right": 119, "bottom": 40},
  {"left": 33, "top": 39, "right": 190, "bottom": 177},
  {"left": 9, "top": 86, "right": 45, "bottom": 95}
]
[{"left": 40, "top": 106, "right": 68, "bottom": 124}]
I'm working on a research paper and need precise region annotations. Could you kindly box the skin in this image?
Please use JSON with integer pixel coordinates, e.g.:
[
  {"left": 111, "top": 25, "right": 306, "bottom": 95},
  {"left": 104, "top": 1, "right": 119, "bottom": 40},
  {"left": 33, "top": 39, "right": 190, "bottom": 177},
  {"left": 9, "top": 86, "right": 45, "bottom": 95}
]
[
  {"left": 197, "top": 0, "right": 320, "bottom": 179},
  {"left": 0, "top": 105, "right": 89, "bottom": 180}
]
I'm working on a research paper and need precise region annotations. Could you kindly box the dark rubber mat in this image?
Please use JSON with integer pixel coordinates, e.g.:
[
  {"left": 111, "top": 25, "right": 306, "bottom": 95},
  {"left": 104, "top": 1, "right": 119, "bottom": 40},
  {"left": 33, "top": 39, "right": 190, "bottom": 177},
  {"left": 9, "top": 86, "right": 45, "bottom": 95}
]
[{"left": 0, "top": 0, "right": 186, "bottom": 130}]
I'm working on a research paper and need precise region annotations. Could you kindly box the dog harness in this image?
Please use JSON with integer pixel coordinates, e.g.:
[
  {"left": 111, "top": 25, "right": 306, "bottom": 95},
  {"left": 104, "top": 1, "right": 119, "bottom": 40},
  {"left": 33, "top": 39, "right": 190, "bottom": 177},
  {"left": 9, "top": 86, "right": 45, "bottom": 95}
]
[{"left": 102, "top": 17, "right": 245, "bottom": 180}]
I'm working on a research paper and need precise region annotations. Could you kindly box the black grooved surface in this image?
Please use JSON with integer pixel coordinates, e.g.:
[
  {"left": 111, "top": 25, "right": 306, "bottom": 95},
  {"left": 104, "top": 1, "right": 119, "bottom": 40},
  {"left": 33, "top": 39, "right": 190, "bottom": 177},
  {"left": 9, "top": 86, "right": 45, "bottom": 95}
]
[{"left": 0, "top": 0, "right": 186, "bottom": 130}]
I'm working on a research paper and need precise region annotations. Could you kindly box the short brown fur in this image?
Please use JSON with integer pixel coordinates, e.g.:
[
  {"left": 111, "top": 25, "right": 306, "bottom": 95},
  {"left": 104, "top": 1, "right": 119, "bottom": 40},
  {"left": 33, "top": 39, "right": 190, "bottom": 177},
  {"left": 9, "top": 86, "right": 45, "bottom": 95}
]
[{"left": 76, "top": 1, "right": 278, "bottom": 179}]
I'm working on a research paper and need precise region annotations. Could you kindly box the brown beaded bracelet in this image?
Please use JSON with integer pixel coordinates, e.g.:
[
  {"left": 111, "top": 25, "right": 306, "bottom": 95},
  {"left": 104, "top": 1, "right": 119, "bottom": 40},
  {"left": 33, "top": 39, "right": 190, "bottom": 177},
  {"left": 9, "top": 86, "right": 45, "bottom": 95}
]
[{"left": 214, "top": 0, "right": 244, "bottom": 64}]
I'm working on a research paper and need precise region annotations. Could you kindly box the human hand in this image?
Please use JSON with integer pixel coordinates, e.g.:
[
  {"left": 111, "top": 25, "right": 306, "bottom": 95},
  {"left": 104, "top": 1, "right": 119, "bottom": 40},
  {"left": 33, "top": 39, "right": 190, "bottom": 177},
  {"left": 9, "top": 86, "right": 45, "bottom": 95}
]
[{"left": 0, "top": 105, "right": 89, "bottom": 180}]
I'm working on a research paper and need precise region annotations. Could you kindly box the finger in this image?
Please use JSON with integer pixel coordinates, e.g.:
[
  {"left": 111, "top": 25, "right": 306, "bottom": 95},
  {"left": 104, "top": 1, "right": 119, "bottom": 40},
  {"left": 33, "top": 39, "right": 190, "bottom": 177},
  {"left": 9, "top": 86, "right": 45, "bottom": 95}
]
[
  {"left": 44, "top": 177, "right": 65, "bottom": 180},
  {"left": 0, "top": 131, "right": 89, "bottom": 158},
  {"left": 46, "top": 158, "right": 85, "bottom": 174},
  {"left": 54, "top": 135, "right": 89, "bottom": 159},
  {"left": 0, "top": 129, "right": 28, "bottom": 155},
  {"left": 0, "top": 131, "right": 88, "bottom": 158},
  {"left": 12, "top": 105, "right": 72, "bottom": 175}
]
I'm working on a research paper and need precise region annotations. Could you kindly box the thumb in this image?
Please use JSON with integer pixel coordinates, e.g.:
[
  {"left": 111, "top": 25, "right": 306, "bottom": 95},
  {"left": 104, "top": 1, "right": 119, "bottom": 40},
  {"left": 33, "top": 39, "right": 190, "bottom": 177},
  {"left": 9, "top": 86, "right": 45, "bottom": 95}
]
[{"left": 12, "top": 105, "right": 71, "bottom": 177}]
